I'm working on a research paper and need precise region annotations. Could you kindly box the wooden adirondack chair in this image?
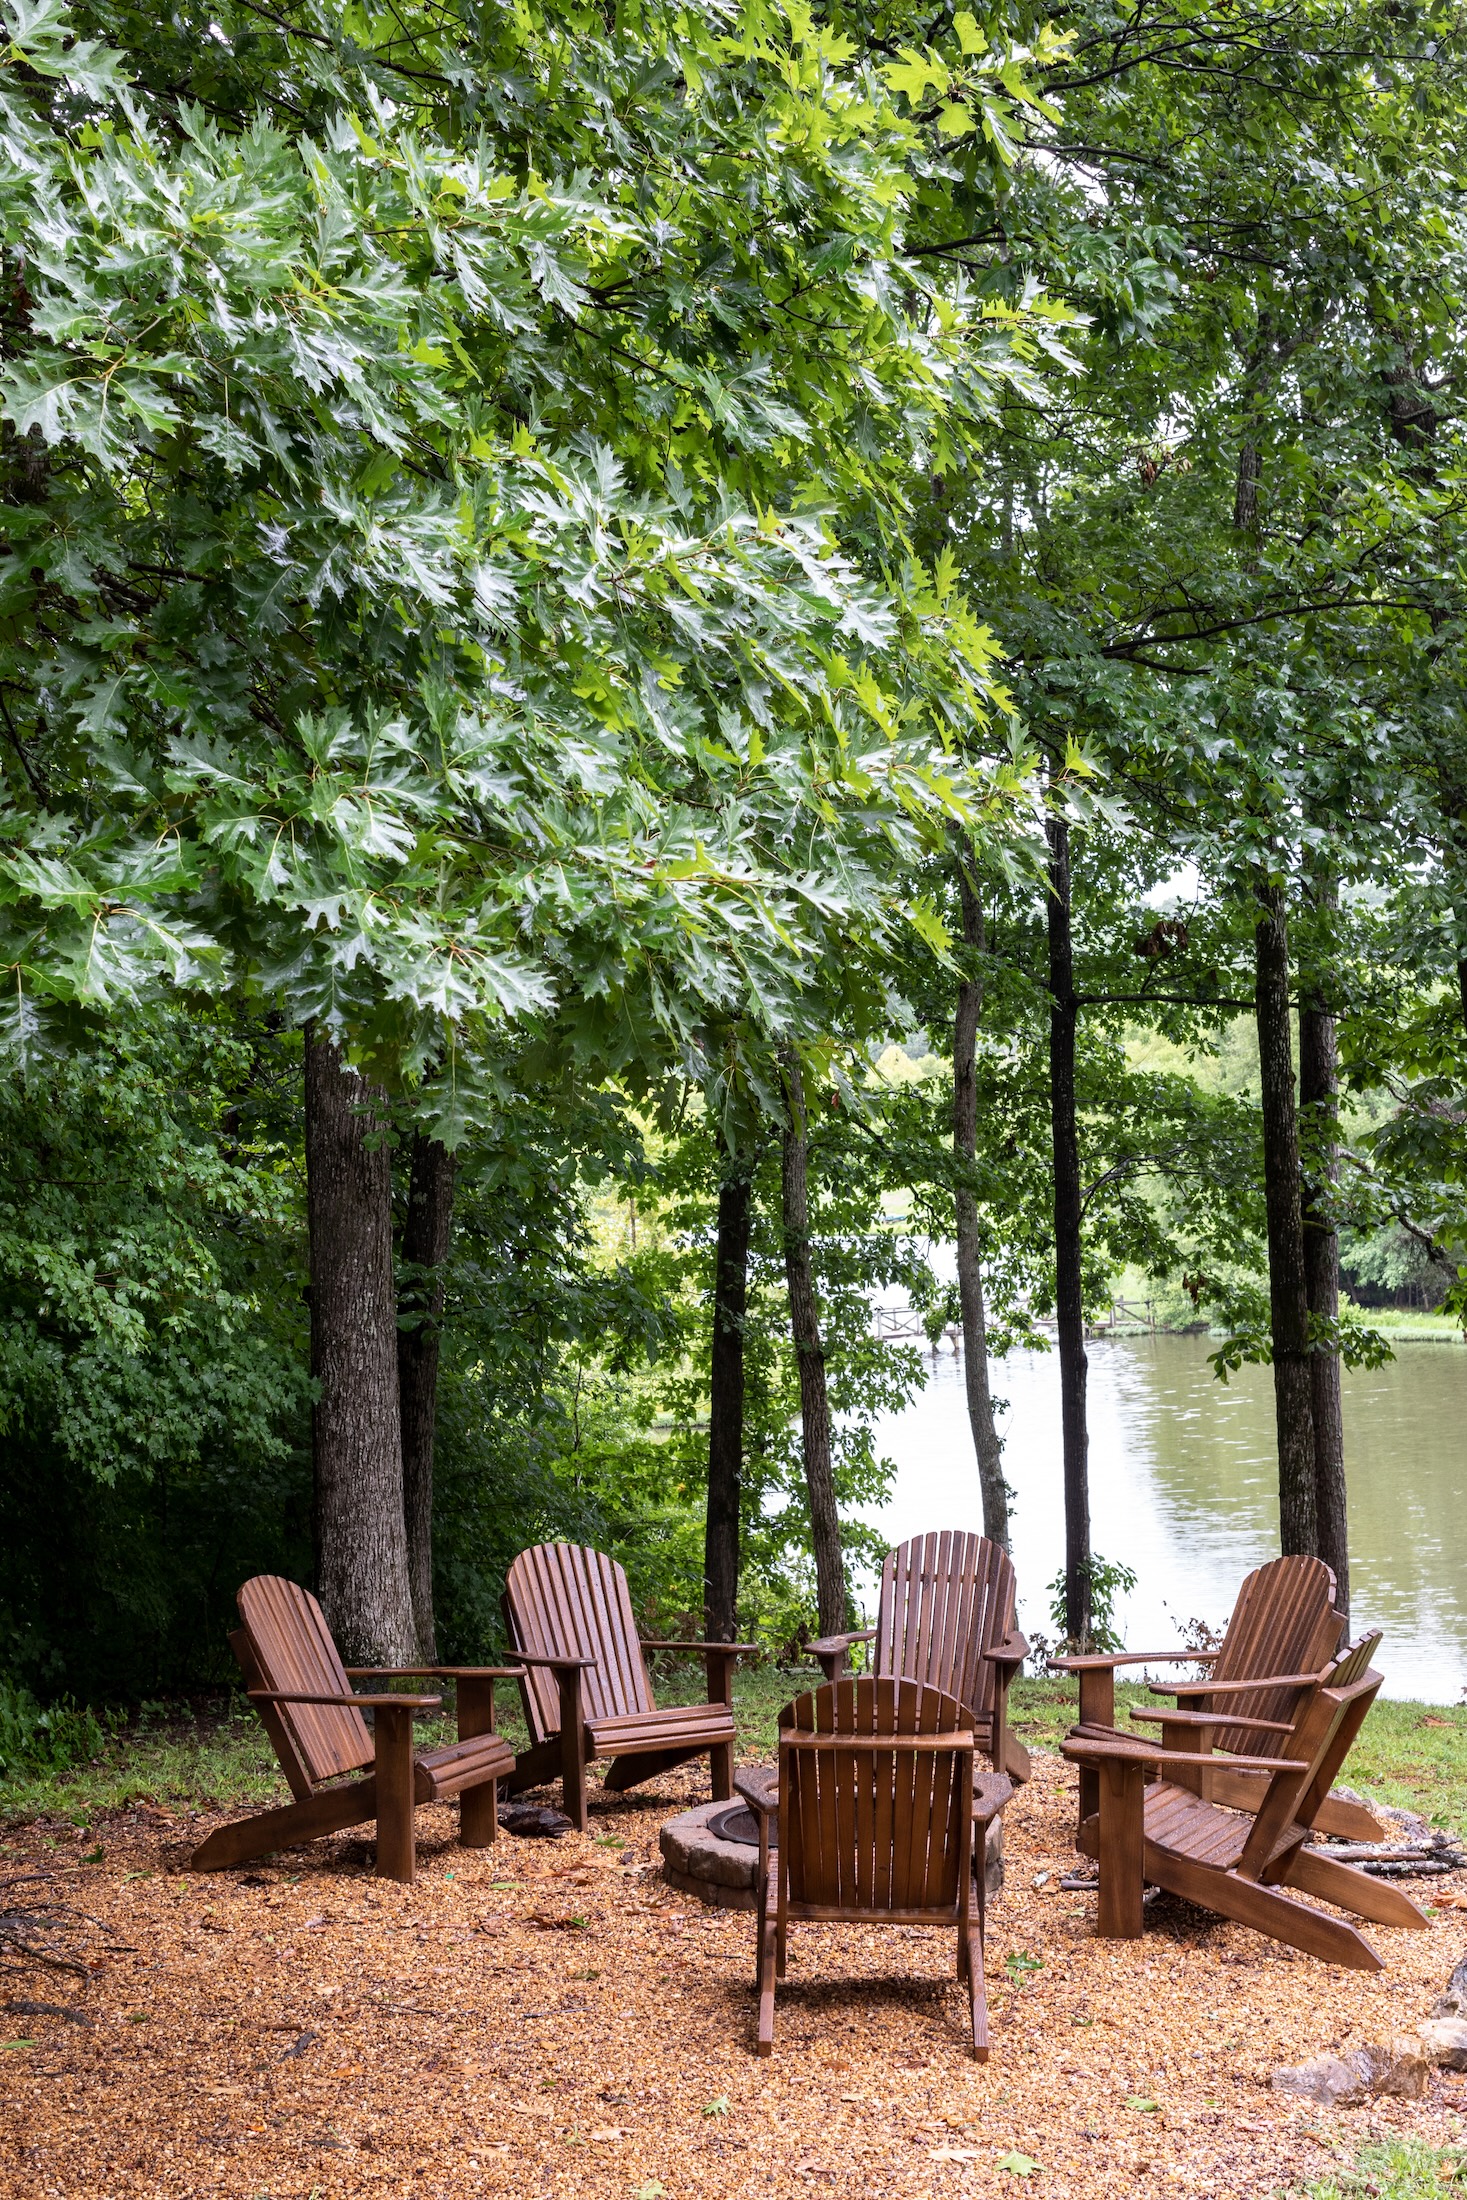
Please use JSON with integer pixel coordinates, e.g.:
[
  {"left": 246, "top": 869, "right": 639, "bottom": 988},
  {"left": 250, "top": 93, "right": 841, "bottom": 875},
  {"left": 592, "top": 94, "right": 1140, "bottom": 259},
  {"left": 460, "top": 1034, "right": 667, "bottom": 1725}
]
[
  {"left": 502, "top": 1542, "right": 757, "bottom": 1831},
  {"left": 190, "top": 1576, "right": 517, "bottom": 1883},
  {"left": 1052, "top": 1553, "right": 1383, "bottom": 1841},
  {"left": 808, "top": 1531, "right": 1031, "bottom": 1782},
  {"left": 1060, "top": 1633, "right": 1430, "bottom": 1971},
  {"left": 734, "top": 1676, "right": 994, "bottom": 2059}
]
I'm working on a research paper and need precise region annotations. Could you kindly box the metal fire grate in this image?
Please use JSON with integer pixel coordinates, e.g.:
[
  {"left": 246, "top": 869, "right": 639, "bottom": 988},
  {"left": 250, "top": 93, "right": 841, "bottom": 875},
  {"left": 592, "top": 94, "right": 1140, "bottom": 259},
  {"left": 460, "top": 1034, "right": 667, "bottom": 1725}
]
[{"left": 705, "top": 1804, "right": 776, "bottom": 1849}]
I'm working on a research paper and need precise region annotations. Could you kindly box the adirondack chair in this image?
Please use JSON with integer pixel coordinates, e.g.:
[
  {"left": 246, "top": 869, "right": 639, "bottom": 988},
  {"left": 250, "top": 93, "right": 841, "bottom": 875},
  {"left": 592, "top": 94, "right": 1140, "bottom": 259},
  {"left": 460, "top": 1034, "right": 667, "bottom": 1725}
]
[
  {"left": 1060, "top": 1632, "right": 1430, "bottom": 1970},
  {"left": 190, "top": 1576, "right": 517, "bottom": 1883},
  {"left": 502, "top": 1542, "right": 758, "bottom": 1832},
  {"left": 808, "top": 1531, "right": 1031, "bottom": 1782},
  {"left": 1052, "top": 1554, "right": 1383, "bottom": 1841},
  {"left": 734, "top": 1676, "right": 994, "bottom": 2059}
]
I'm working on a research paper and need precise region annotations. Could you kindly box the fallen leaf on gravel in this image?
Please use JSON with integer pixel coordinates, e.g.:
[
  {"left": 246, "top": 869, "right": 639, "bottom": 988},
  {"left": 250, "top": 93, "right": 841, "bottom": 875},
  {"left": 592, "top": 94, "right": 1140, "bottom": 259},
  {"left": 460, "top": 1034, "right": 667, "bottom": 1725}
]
[
  {"left": 589, "top": 2126, "right": 628, "bottom": 2141},
  {"left": 1126, "top": 2096, "right": 1160, "bottom": 2112},
  {"left": 930, "top": 2145, "right": 983, "bottom": 2161},
  {"left": 996, "top": 2152, "right": 1040, "bottom": 2177}
]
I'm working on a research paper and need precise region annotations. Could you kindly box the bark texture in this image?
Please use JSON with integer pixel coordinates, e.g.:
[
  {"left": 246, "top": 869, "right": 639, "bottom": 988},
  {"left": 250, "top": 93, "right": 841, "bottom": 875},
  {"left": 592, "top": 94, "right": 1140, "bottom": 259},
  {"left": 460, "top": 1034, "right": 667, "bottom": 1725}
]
[
  {"left": 1300, "top": 978, "right": 1348, "bottom": 1622},
  {"left": 304, "top": 1031, "right": 417, "bottom": 1667},
  {"left": 1046, "top": 814, "right": 1091, "bottom": 1646},
  {"left": 953, "top": 855, "right": 1009, "bottom": 1549},
  {"left": 704, "top": 1165, "right": 752, "bottom": 1642},
  {"left": 1253, "top": 883, "right": 1319, "bottom": 1559},
  {"left": 397, "top": 1130, "right": 456, "bottom": 1662},
  {"left": 1234, "top": 439, "right": 1262, "bottom": 532},
  {"left": 780, "top": 1049, "right": 847, "bottom": 1638}
]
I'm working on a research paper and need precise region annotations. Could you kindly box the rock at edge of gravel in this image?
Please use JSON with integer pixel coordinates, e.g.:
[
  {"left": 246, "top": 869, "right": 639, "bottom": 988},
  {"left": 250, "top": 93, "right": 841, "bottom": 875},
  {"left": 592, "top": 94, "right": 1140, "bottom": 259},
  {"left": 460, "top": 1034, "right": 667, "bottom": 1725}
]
[
  {"left": 1420, "top": 2016, "right": 1467, "bottom": 2071},
  {"left": 1271, "top": 2037, "right": 1429, "bottom": 2106},
  {"left": 1431, "top": 1952, "right": 1467, "bottom": 2019}
]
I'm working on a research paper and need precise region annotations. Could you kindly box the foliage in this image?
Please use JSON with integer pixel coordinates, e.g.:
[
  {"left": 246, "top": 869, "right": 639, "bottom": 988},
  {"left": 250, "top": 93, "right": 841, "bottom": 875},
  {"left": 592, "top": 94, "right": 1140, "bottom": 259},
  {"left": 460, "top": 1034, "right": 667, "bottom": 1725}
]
[
  {"left": 1045, "top": 1554, "right": 1137, "bottom": 1656},
  {"left": 1299, "top": 2142, "right": 1467, "bottom": 2200},
  {"left": 0, "top": 1007, "right": 310, "bottom": 1696},
  {"left": 0, "top": 0, "right": 1058, "bottom": 1106},
  {"left": 0, "top": 1675, "right": 102, "bottom": 1778}
]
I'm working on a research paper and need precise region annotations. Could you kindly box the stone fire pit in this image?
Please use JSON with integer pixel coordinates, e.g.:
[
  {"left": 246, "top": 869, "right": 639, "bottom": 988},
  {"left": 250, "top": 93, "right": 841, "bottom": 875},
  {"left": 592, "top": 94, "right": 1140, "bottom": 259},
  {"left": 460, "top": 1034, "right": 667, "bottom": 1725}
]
[{"left": 660, "top": 1792, "right": 1006, "bottom": 1910}]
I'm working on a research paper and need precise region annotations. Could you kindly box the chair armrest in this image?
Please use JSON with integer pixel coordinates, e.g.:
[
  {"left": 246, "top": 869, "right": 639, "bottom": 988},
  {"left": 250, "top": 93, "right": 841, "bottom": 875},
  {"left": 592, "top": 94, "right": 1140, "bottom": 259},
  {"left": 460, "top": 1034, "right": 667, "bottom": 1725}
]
[
  {"left": 1050, "top": 1649, "right": 1213, "bottom": 1672},
  {"left": 506, "top": 1651, "right": 596, "bottom": 1670},
  {"left": 1062, "top": 1732, "right": 1305, "bottom": 1775},
  {"left": 641, "top": 1640, "right": 761, "bottom": 1657},
  {"left": 972, "top": 1768, "right": 1015, "bottom": 1823},
  {"left": 1157, "top": 1669, "right": 1323, "bottom": 1698},
  {"left": 806, "top": 1628, "right": 877, "bottom": 1658},
  {"left": 734, "top": 1766, "right": 779, "bottom": 1816},
  {"left": 1129, "top": 1708, "right": 1295, "bottom": 1734},
  {"left": 249, "top": 1689, "right": 442, "bottom": 1710},
  {"left": 982, "top": 1632, "right": 1030, "bottom": 1665},
  {"left": 346, "top": 1666, "right": 525, "bottom": 1680}
]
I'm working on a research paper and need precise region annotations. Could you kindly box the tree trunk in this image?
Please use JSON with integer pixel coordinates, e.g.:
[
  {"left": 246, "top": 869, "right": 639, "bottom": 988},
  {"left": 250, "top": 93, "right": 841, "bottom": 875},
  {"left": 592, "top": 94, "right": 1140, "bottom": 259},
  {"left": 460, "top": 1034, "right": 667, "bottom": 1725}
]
[
  {"left": 1234, "top": 440, "right": 1262, "bottom": 532},
  {"left": 304, "top": 1031, "right": 417, "bottom": 1666},
  {"left": 780, "top": 1048, "right": 847, "bottom": 1638},
  {"left": 705, "top": 1163, "right": 752, "bottom": 1642},
  {"left": 1253, "top": 882, "right": 1318, "bottom": 1558},
  {"left": 1046, "top": 813, "right": 1091, "bottom": 1647},
  {"left": 398, "top": 1130, "right": 456, "bottom": 1663},
  {"left": 1299, "top": 989, "right": 1347, "bottom": 1620},
  {"left": 953, "top": 853, "right": 1009, "bottom": 1549}
]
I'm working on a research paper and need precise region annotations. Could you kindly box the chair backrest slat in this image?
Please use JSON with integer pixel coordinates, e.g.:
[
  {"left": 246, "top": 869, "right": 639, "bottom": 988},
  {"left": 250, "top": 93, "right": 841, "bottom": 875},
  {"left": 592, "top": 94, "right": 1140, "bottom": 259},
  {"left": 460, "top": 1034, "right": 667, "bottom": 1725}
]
[
  {"left": 238, "top": 1576, "right": 374, "bottom": 1786},
  {"left": 779, "top": 1677, "right": 971, "bottom": 1914},
  {"left": 505, "top": 1543, "right": 653, "bottom": 1740},
  {"left": 873, "top": 1532, "right": 1016, "bottom": 1728},
  {"left": 1206, "top": 1554, "right": 1342, "bottom": 1754}
]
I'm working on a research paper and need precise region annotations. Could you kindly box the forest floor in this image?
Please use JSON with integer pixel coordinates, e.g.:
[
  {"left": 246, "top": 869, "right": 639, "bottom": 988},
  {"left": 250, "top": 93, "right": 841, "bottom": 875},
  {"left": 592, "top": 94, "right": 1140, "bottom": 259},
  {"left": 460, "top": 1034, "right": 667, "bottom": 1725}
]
[{"left": 1, "top": 1672, "right": 1464, "bottom": 2200}]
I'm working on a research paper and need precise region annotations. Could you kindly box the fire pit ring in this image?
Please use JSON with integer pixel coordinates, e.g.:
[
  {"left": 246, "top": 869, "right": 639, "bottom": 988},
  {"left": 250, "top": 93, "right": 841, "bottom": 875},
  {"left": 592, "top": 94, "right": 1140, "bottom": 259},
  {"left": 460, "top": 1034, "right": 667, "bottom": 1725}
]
[{"left": 659, "top": 1792, "right": 1003, "bottom": 1910}]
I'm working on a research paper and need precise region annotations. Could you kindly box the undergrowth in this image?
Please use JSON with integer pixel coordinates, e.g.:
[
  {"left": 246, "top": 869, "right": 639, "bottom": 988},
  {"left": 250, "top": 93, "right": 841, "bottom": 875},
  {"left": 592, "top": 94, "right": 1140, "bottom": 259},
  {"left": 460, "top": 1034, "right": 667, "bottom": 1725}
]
[
  {"left": 1, "top": 1659, "right": 1464, "bottom": 1838},
  {"left": 1299, "top": 2140, "right": 1466, "bottom": 2197}
]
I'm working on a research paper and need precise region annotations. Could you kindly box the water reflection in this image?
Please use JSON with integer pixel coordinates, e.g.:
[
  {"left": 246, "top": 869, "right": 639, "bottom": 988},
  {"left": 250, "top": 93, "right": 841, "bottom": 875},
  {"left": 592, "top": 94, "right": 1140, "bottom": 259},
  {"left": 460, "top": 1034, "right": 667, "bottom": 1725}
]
[{"left": 862, "top": 1331, "right": 1467, "bottom": 1703}]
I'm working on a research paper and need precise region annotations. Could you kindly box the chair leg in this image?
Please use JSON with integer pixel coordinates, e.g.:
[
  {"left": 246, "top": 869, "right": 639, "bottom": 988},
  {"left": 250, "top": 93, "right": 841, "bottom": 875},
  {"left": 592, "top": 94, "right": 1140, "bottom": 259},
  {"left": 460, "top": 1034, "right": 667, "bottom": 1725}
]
[
  {"left": 457, "top": 1678, "right": 498, "bottom": 1848},
  {"left": 1277, "top": 1848, "right": 1430, "bottom": 1931},
  {"left": 757, "top": 1886, "right": 778, "bottom": 2057},
  {"left": 964, "top": 1907, "right": 989, "bottom": 2063},
  {"left": 775, "top": 1912, "right": 788, "bottom": 1979},
  {"left": 1158, "top": 1864, "right": 1383, "bottom": 1971},
  {"left": 373, "top": 1705, "right": 416, "bottom": 1884},
  {"left": 1096, "top": 1760, "right": 1145, "bottom": 1939},
  {"left": 710, "top": 1739, "right": 733, "bottom": 1803},
  {"left": 556, "top": 1667, "right": 588, "bottom": 1833},
  {"left": 189, "top": 1781, "right": 376, "bottom": 1871},
  {"left": 460, "top": 1776, "right": 497, "bottom": 1848}
]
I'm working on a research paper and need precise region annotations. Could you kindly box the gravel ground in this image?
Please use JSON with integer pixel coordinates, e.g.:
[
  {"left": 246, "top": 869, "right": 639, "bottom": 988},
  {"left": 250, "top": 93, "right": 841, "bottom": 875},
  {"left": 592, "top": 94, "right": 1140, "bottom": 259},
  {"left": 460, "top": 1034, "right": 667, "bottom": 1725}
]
[{"left": 2, "top": 1751, "right": 1464, "bottom": 2198}]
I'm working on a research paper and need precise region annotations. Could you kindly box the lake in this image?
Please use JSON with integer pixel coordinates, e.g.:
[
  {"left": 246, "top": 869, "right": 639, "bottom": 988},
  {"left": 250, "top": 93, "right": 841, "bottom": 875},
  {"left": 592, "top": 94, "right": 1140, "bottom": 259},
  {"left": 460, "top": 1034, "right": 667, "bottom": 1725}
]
[{"left": 861, "top": 1329, "right": 1467, "bottom": 1703}]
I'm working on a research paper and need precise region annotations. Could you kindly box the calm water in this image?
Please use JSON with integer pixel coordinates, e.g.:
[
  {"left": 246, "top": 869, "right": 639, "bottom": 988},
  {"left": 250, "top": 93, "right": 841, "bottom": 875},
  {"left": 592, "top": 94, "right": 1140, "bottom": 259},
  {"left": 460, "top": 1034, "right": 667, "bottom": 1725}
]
[{"left": 861, "top": 1331, "right": 1467, "bottom": 1703}]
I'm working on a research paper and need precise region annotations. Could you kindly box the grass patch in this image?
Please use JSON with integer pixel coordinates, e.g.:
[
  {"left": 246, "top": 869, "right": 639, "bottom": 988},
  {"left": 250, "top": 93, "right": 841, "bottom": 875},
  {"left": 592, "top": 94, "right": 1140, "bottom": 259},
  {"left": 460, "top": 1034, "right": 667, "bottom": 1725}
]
[
  {"left": 3, "top": 1660, "right": 1464, "bottom": 1837},
  {"left": 1298, "top": 2140, "right": 1466, "bottom": 2197}
]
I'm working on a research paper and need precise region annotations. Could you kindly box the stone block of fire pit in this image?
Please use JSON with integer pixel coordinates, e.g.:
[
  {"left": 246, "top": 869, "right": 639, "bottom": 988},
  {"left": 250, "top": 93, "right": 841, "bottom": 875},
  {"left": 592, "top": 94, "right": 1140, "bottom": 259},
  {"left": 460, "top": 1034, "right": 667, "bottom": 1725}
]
[{"left": 659, "top": 1795, "right": 1004, "bottom": 1910}]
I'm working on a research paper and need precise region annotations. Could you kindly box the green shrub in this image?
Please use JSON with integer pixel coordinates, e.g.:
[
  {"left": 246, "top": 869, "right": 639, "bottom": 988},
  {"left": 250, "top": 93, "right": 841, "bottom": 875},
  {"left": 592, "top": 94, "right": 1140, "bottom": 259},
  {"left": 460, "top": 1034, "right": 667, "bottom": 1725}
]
[{"left": 0, "top": 1678, "right": 105, "bottom": 1779}]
